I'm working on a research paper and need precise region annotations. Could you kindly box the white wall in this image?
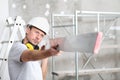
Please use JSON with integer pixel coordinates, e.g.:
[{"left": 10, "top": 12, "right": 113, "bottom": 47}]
[
  {"left": 0, "top": 0, "right": 9, "bottom": 41},
  {"left": 81, "top": 0, "right": 120, "bottom": 12}
]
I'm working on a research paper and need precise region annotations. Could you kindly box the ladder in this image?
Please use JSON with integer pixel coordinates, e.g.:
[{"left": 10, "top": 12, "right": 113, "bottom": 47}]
[{"left": 0, "top": 16, "right": 25, "bottom": 80}]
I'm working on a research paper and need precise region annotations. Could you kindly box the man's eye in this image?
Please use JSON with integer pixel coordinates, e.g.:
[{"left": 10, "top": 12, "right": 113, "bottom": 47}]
[
  {"left": 35, "top": 31, "right": 39, "bottom": 34},
  {"left": 41, "top": 34, "right": 44, "bottom": 37}
]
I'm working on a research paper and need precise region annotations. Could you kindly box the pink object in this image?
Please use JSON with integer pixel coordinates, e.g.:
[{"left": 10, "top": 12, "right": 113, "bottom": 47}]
[{"left": 94, "top": 32, "right": 103, "bottom": 54}]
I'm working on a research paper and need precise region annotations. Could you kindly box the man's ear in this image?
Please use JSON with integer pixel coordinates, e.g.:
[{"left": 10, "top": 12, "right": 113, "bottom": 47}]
[{"left": 26, "top": 27, "right": 30, "bottom": 34}]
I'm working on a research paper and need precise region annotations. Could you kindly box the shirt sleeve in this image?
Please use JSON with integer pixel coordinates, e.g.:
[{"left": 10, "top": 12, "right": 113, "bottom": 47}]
[{"left": 9, "top": 42, "right": 27, "bottom": 63}]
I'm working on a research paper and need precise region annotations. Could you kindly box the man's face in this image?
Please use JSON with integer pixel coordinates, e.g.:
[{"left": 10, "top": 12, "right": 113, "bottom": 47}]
[{"left": 26, "top": 27, "right": 45, "bottom": 45}]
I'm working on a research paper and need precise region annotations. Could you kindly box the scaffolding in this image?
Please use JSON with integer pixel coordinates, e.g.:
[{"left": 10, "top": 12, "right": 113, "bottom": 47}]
[
  {"left": 51, "top": 10, "right": 120, "bottom": 80},
  {"left": 0, "top": 11, "right": 120, "bottom": 80}
]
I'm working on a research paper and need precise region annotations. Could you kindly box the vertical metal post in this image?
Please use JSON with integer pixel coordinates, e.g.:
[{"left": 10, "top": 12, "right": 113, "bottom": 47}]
[
  {"left": 97, "top": 13, "right": 100, "bottom": 32},
  {"left": 74, "top": 10, "right": 80, "bottom": 80},
  {"left": 51, "top": 14, "right": 55, "bottom": 80}
]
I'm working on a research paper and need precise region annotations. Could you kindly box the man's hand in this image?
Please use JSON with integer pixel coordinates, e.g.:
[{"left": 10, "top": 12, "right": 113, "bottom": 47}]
[
  {"left": 48, "top": 44, "right": 59, "bottom": 55},
  {"left": 41, "top": 45, "right": 45, "bottom": 50}
]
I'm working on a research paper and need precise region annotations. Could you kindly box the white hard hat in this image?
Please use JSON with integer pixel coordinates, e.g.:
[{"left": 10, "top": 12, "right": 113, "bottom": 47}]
[{"left": 28, "top": 17, "right": 50, "bottom": 35}]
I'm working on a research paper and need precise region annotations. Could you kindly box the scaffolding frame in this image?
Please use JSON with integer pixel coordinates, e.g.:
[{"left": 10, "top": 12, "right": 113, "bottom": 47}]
[{"left": 51, "top": 10, "right": 120, "bottom": 80}]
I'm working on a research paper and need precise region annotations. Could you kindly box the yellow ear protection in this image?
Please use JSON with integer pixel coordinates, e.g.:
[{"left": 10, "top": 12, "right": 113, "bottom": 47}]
[
  {"left": 22, "top": 40, "right": 39, "bottom": 50},
  {"left": 26, "top": 43, "right": 34, "bottom": 50},
  {"left": 26, "top": 43, "right": 39, "bottom": 50}
]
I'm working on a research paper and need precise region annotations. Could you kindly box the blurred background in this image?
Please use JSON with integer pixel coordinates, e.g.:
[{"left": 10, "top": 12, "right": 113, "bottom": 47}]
[{"left": 1, "top": 0, "right": 120, "bottom": 80}]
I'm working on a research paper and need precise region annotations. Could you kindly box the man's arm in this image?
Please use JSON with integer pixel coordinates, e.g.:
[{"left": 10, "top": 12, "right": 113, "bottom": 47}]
[{"left": 20, "top": 45, "right": 59, "bottom": 62}]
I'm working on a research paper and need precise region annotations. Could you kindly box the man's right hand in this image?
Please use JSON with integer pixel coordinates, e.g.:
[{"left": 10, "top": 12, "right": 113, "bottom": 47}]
[{"left": 46, "top": 44, "right": 60, "bottom": 56}]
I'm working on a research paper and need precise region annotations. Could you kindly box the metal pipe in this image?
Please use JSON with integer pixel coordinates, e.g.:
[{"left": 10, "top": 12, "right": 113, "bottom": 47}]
[
  {"left": 74, "top": 10, "right": 80, "bottom": 80},
  {"left": 52, "top": 25, "right": 75, "bottom": 28},
  {"left": 52, "top": 68, "right": 120, "bottom": 76},
  {"left": 81, "top": 53, "right": 104, "bottom": 80},
  {"left": 81, "top": 11, "right": 120, "bottom": 15},
  {"left": 51, "top": 14, "right": 55, "bottom": 80},
  {"left": 97, "top": 13, "right": 100, "bottom": 32}
]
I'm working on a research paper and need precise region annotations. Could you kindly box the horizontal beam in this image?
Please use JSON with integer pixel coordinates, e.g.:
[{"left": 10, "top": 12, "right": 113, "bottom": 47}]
[
  {"left": 52, "top": 68, "right": 120, "bottom": 76},
  {"left": 53, "top": 11, "right": 120, "bottom": 17},
  {"left": 52, "top": 24, "right": 75, "bottom": 28},
  {"left": 81, "top": 11, "right": 120, "bottom": 15}
]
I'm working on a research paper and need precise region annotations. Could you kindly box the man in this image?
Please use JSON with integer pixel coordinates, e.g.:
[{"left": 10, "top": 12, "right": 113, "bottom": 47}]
[{"left": 8, "top": 17, "right": 60, "bottom": 80}]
